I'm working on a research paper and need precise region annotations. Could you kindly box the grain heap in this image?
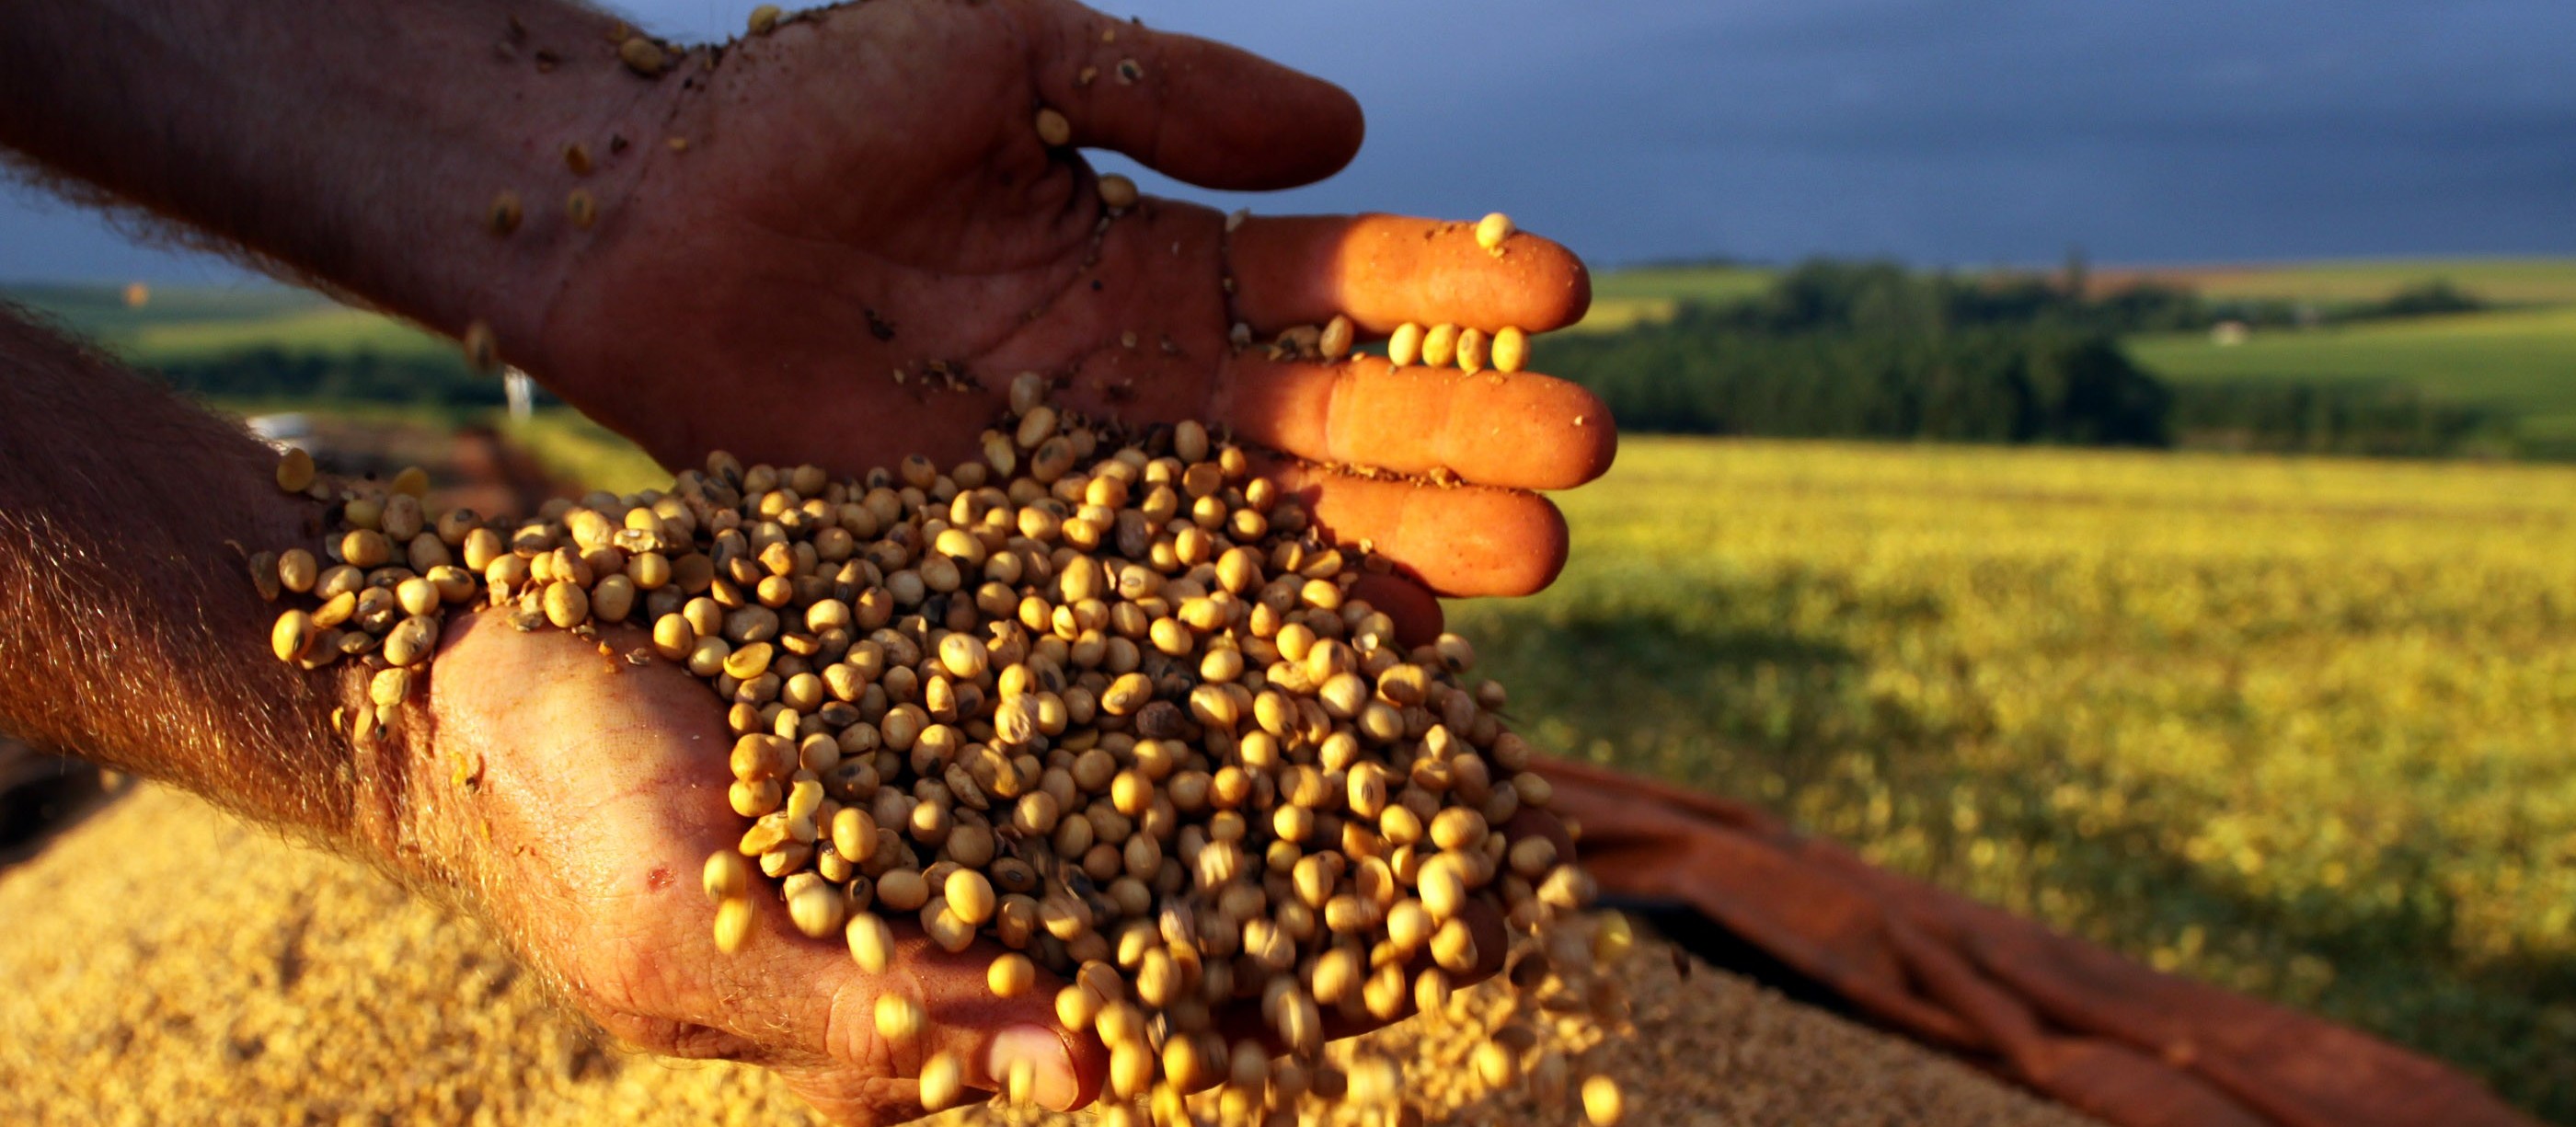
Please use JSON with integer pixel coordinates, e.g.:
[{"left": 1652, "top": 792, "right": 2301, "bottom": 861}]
[{"left": 247, "top": 373, "right": 1630, "bottom": 1125}]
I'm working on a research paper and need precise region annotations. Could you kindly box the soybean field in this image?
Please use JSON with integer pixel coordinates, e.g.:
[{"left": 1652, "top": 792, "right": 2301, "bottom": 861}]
[{"left": 1452, "top": 437, "right": 2576, "bottom": 1121}]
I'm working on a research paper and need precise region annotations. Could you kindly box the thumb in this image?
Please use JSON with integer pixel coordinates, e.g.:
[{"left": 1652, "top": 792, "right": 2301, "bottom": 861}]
[{"left": 1020, "top": 0, "right": 1364, "bottom": 190}]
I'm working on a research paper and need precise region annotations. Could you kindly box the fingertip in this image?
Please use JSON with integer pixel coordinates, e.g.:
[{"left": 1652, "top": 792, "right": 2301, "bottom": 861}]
[
  {"left": 1557, "top": 383, "right": 1618, "bottom": 486},
  {"left": 987, "top": 1023, "right": 1101, "bottom": 1112},
  {"left": 1214, "top": 357, "right": 1617, "bottom": 491},
  {"left": 1505, "top": 234, "right": 1593, "bottom": 332},
  {"left": 1232, "top": 214, "right": 1594, "bottom": 335},
  {"left": 1264, "top": 458, "right": 1568, "bottom": 598},
  {"left": 1426, "top": 488, "right": 1568, "bottom": 598},
  {"left": 1489, "top": 371, "right": 1617, "bottom": 488},
  {"left": 1034, "top": 11, "right": 1363, "bottom": 190}
]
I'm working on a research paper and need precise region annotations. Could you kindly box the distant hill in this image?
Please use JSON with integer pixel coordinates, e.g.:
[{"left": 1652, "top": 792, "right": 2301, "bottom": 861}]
[
  {"left": 2093, "top": 258, "right": 2576, "bottom": 306},
  {"left": 1580, "top": 257, "right": 2576, "bottom": 328},
  {"left": 3, "top": 282, "right": 451, "bottom": 365},
  {"left": 1569, "top": 258, "right": 2576, "bottom": 455}
]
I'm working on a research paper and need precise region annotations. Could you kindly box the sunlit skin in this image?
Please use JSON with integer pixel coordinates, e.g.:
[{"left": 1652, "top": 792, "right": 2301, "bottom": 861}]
[
  {"left": 417, "top": 5, "right": 1604, "bottom": 1122},
  {"left": 531, "top": 0, "right": 1612, "bottom": 618},
  {"left": 0, "top": 2, "right": 1607, "bottom": 1123},
  {"left": 420, "top": 610, "right": 1524, "bottom": 1125}
]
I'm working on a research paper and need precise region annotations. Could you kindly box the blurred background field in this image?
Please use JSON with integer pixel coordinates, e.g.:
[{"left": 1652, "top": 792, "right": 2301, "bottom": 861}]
[
  {"left": 1456, "top": 437, "right": 2576, "bottom": 1119},
  {"left": 6, "top": 258, "right": 2575, "bottom": 1120}
]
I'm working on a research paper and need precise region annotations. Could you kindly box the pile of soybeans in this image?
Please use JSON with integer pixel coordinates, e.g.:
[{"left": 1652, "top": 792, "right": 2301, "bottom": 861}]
[{"left": 249, "top": 374, "right": 1627, "bottom": 1125}]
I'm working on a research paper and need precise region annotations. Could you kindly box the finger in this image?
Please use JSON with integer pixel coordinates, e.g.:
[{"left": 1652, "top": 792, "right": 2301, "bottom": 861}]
[
  {"left": 724, "top": 909, "right": 1106, "bottom": 1118},
  {"left": 1028, "top": 1, "right": 1363, "bottom": 190},
  {"left": 1214, "top": 354, "right": 1616, "bottom": 491},
  {"left": 1346, "top": 572, "right": 1443, "bottom": 649},
  {"left": 1256, "top": 455, "right": 1569, "bottom": 598},
  {"left": 1230, "top": 214, "right": 1592, "bottom": 335}
]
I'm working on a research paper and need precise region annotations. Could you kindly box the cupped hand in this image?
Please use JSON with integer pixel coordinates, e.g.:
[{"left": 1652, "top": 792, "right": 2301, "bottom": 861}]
[
  {"left": 529, "top": 0, "right": 1613, "bottom": 619},
  {"left": 413, "top": 612, "right": 1507, "bottom": 1126}
]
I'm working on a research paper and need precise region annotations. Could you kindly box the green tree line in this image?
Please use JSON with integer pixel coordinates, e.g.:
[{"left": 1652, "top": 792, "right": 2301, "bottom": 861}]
[{"left": 1541, "top": 261, "right": 2501, "bottom": 455}]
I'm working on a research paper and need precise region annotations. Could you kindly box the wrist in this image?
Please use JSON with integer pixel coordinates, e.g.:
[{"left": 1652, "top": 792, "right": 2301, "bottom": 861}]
[{"left": 240, "top": 477, "right": 448, "bottom": 880}]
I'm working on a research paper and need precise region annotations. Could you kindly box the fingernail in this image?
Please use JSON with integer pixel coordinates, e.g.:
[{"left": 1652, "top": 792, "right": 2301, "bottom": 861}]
[{"left": 987, "top": 1024, "right": 1079, "bottom": 1111}]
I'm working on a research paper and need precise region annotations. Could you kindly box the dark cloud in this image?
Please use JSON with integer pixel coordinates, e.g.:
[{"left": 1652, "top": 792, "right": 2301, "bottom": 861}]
[{"left": 5, "top": 0, "right": 2568, "bottom": 281}]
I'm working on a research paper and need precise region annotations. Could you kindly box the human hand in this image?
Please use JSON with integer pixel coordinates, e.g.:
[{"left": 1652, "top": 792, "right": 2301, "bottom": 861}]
[
  {"left": 523, "top": 0, "right": 1613, "bottom": 621},
  {"left": 413, "top": 611, "right": 1510, "bottom": 1125}
]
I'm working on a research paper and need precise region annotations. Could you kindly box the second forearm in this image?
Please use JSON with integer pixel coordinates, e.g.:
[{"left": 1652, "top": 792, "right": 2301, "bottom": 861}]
[
  {"left": 0, "top": 0, "right": 681, "bottom": 360},
  {"left": 0, "top": 310, "right": 399, "bottom": 857}
]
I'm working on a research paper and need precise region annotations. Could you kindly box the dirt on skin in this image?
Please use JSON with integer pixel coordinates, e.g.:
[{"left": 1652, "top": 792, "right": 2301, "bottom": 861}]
[{"left": 0, "top": 786, "right": 2093, "bottom": 1127}]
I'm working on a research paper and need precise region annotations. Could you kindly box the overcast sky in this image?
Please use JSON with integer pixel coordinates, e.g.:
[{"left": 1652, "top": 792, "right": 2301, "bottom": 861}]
[{"left": 4, "top": 0, "right": 2570, "bottom": 282}]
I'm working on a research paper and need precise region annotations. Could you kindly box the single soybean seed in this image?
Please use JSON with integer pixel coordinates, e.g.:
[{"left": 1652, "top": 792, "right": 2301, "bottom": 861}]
[
  {"left": 788, "top": 879, "right": 846, "bottom": 937},
  {"left": 988, "top": 951, "right": 1036, "bottom": 997},
  {"left": 1098, "top": 174, "right": 1139, "bottom": 210},
  {"left": 1318, "top": 315, "right": 1355, "bottom": 361},
  {"left": 1456, "top": 327, "right": 1489, "bottom": 375},
  {"left": 1420, "top": 323, "right": 1459, "bottom": 368},
  {"left": 278, "top": 548, "right": 317, "bottom": 593},
  {"left": 919, "top": 1051, "right": 965, "bottom": 1110},
  {"left": 846, "top": 913, "right": 895, "bottom": 972},
  {"left": 368, "top": 667, "right": 413, "bottom": 708},
  {"left": 1387, "top": 322, "right": 1425, "bottom": 367},
  {"left": 1492, "top": 325, "right": 1529, "bottom": 373},
  {"left": 619, "top": 36, "right": 669, "bottom": 75},
  {"left": 1035, "top": 107, "right": 1073, "bottom": 146},
  {"left": 275, "top": 447, "right": 316, "bottom": 492},
  {"left": 1475, "top": 212, "right": 1514, "bottom": 252},
  {"left": 271, "top": 609, "right": 316, "bottom": 662},
  {"left": 543, "top": 581, "right": 590, "bottom": 628},
  {"left": 1431, "top": 917, "right": 1478, "bottom": 972},
  {"left": 747, "top": 4, "right": 783, "bottom": 33},
  {"left": 1583, "top": 1075, "right": 1626, "bottom": 1125},
  {"left": 704, "top": 850, "right": 751, "bottom": 903},
  {"left": 567, "top": 189, "right": 597, "bottom": 229},
  {"left": 874, "top": 993, "right": 926, "bottom": 1042},
  {"left": 947, "top": 868, "right": 997, "bottom": 925},
  {"left": 713, "top": 897, "right": 755, "bottom": 953}
]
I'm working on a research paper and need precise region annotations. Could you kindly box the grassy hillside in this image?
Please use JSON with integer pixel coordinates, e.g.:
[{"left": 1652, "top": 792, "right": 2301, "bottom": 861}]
[
  {"left": 1577, "top": 263, "right": 1774, "bottom": 332},
  {"left": 1454, "top": 437, "right": 2576, "bottom": 1120},
  {"left": 2132, "top": 305, "right": 2576, "bottom": 444},
  {"left": 2101, "top": 258, "right": 2576, "bottom": 306},
  {"left": 3, "top": 282, "right": 452, "bottom": 365},
  {"left": 1583, "top": 257, "right": 2576, "bottom": 316},
  {"left": 1571, "top": 259, "right": 2576, "bottom": 454}
]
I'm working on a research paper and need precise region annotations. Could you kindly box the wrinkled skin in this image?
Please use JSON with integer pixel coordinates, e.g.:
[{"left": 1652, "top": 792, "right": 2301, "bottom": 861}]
[
  {"left": 535, "top": 0, "right": 1612, "bottom": 615},
  {"left": 418, "top": 2, "right": 1599, "bottom": 1123}
]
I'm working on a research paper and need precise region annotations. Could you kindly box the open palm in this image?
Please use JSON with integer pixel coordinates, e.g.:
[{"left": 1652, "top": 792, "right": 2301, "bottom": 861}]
[
  {"left": 422, "top": 613, "right": 1100, "bottom": 1124},
  {"left": 532, "top": 0, "right": 1612, "bottom": 607},
  {"left": 421, "top": 607, "right": 1514, "bottom": 1125}
]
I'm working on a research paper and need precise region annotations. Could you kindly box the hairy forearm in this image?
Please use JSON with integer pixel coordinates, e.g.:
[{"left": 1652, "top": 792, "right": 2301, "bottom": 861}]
[
  {"left": 0, "top": 0, "right": 684, "bottom": 363},
  {"left": 0, "top": 309, "right": 402, "bottom": 851}
]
